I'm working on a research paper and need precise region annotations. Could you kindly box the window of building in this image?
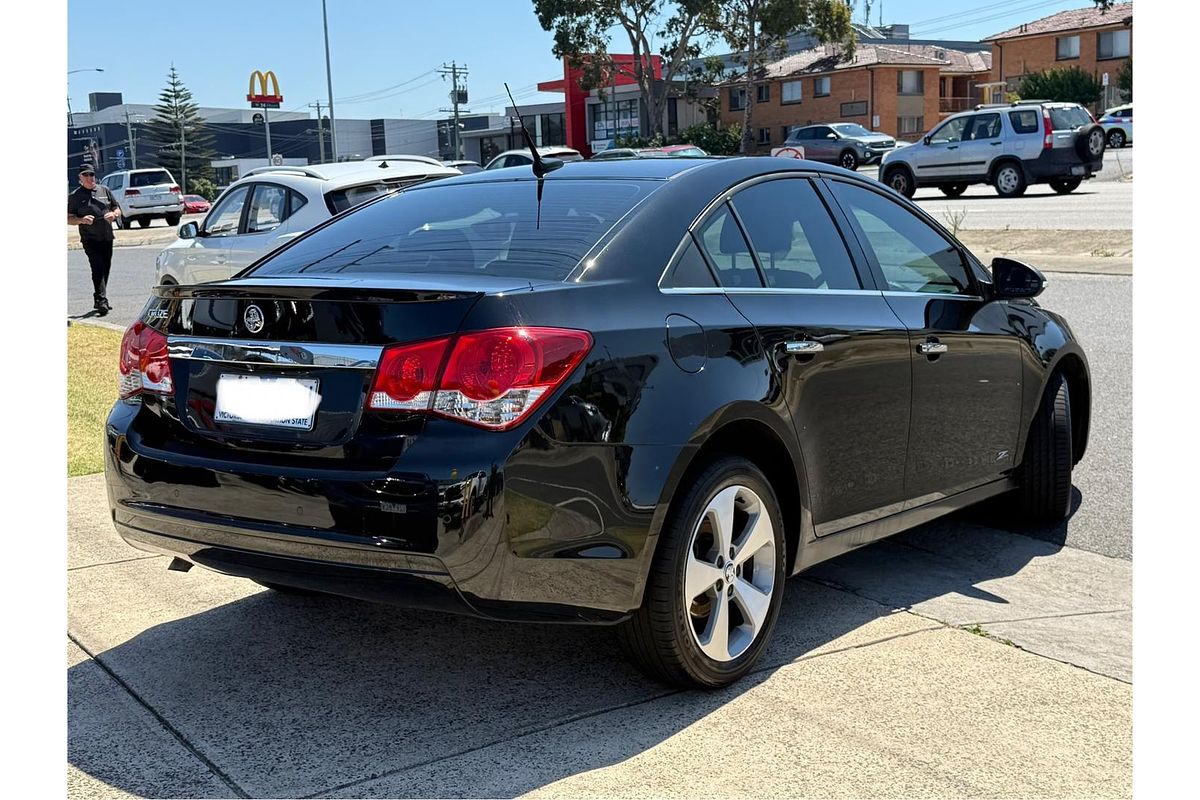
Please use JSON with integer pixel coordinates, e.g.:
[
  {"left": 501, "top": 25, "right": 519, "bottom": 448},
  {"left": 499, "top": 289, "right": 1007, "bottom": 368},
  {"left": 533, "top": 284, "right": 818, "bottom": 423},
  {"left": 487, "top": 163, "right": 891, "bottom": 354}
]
[
  {"left": 539, "top": 113, "right": 565, "bottom": 146},
  {"left": 815, "top": 76, "right": 831, "bottom": 97},
  {"left": 757, "top": 127, "right": 771, "bottom": 145},
  {"left": 782, "top": 80, "right": 802, "bottom": 104},
  {"left": 1056, "top": 35, "right": 1081, "bottom": 59},
  {"left": 668, "top": 97, "right": 678, "bottom": 136},
  {"left": 897, "top": 71, "right": 924, "bottom": 95},
  {"left": 841, "top": 100, "right": 868, "bottom": 117},
  {"left": 898, "top": 116, "right": 925, "bottom": 135},
  {"left": 591, "top": 98, "right": 640, "bottom": 142},
  {"left": 479, "top": 136, "right": 506, "bottom": 166},
  {"left": 756, "top": 84, "right": 771, "bottom": 103},
  {"left": 729, "top": 87, "right": 746, "bottom": 111},
  {"left": 1097, "top": 29, "right": 1131, "bottom": 59}
]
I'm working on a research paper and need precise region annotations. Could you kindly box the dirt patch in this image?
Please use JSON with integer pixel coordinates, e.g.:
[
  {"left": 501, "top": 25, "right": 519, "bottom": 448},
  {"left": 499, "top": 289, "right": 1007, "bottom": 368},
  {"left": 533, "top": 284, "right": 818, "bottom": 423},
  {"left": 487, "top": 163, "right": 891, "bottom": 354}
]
[{"left": 958, "top": 229, "right": 1132, "bottom": 258}]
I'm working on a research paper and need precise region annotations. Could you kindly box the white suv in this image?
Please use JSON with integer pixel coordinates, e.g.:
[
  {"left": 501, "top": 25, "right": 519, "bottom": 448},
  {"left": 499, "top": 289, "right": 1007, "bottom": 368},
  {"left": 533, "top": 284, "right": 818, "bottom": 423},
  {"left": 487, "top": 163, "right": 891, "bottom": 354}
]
[
  {"left": 99, "top": 168, "right": 184, "bottom": 228},
  {"left": 155, "top": 158, "right": 461, "bottom": 285}
]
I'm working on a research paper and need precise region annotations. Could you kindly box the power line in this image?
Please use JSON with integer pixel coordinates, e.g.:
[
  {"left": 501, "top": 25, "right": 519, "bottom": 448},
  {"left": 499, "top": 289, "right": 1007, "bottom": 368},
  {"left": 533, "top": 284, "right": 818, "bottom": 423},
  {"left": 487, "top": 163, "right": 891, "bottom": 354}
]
[{"left": 911, "top": 0, "right": 1069, "bottom": 36}]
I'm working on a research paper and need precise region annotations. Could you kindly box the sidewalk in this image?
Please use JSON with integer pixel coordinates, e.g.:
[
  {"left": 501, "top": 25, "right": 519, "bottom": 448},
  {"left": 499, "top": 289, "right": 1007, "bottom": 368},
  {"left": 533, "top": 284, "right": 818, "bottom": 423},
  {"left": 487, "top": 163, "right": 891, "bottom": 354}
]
[{"left": 68, "top": 473, "right": 1131, "bottom": 798}]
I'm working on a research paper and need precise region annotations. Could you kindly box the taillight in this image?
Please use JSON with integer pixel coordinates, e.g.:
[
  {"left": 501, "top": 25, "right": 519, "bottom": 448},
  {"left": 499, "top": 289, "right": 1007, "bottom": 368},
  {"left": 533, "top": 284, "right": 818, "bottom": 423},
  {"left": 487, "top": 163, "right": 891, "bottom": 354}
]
[
  {"left": 124, "top": 188, "right": 141, "bottom": 196},
  {"left": 118, "top": 321, "right": 173, "bottom": 399},
  {"left": 169, "top": 185, "right": 181, "bottom": 194},
  {"left": 367, "top": 327, "right": 593, "bottom": 430},
  {"left": 1042, "top": 109, "right": 1053, "bottom": 150}
]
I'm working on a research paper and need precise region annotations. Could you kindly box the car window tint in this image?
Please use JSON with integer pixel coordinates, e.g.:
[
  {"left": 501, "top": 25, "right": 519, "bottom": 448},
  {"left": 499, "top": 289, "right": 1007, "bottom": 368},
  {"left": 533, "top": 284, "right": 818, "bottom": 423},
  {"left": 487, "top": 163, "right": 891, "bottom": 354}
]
[
  {"left": 829, "top": 181, "right": 971, "bottom": 295},
  {"left": 205, "top": 185, "right": 250, "bottom": 237},
  {"left": 246, "top": 184, "right": 288, "bottom": 233},
  {"left": 325, "top": 182, "right": 397, "bottom": 215},
  {"left": 289, "top": 190, "right": 308, "bottom": 215},
  {"left": 930, "top": 117, "right": 968, "bottom": 144},
  {"left": 730, "top": 179, "right": 861, "bottom": 290},
  {"left": 1009, "top": 110, "right": 1040, "bottom": 134},
  {"left": 696, "top": 204, "right": 762, "bottom": 288},
  {"left": 248, "top": 179, "right": 654, "bottom": 282},
  {"left": 965, "top": 113, "right": 1000, "bottom": 140},
  {"left": 130, "top": 170, "right": 173, "bottom": 188},
  {"left": 664, "top": 238, "right": 717, "bottom": 288}
]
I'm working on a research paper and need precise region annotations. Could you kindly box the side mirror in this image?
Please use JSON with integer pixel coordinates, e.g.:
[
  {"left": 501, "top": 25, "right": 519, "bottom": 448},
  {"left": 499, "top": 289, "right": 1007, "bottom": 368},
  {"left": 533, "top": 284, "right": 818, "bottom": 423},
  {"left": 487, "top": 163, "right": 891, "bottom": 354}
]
[
  {"left": 923, "top": 135, "right": 932, "bottom": 145},
  {"left": 826, "top": 133, "right": 837, "bottom": 139},
  {"left": 992, "top": 257, "right": 1045, "bottom": 298},
  {"left": 178, "top": 221, "right": 198, "bottom": 240}
]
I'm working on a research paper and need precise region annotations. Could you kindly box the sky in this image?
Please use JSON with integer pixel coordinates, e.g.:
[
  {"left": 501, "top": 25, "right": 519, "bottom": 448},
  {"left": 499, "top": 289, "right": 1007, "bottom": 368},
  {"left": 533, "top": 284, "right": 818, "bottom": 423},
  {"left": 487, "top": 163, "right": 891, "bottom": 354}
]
[{"left": 67, "top": 0, "right": 1106, "bottom": 122}]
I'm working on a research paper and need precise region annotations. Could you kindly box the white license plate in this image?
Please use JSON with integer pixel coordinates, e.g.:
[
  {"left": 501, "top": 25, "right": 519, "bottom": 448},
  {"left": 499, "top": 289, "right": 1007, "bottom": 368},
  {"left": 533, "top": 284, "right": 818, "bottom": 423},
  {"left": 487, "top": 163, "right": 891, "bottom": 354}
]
[
  {"left": 1071, "top": 165, "right": 1086, "bottom": 175},
  {"left": 214, "top": 375, "right": 320, "bottom": 430}
]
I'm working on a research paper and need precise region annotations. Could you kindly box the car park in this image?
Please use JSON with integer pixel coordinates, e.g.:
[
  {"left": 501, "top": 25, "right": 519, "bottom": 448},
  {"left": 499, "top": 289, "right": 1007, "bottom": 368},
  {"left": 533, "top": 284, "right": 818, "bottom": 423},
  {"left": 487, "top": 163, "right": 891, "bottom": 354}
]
[
  {"left": 109, "top": 156, "right": 1090, "bottom": 688},
  {"left": 774, "top": 123, "right": 896, "bottom": 170},
  {"left": 99, "top": 168, "right": 184, "bottom": 228},
  {"left": 879, "top": 100, "right": 1106, "bottom": 198},
  {"left": 484, "top": 145, "right": 583, "bottom": 169},
  {"left": 181, "top": 194, "right": 211, "bottom": 215},
  {"left": 1097, "top": 103, "right": 1132, "bottom": 148},
  {"left": 154, "top": 159, "right": 461, "bottom": 286}
]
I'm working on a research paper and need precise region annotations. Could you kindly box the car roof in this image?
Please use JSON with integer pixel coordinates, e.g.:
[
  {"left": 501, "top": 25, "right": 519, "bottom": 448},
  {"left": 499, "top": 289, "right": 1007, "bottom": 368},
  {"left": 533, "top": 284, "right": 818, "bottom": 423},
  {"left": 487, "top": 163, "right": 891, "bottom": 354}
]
[
  {"left": 241, "top": 161, "right": 460, "bottom": 189},
  {"left": 492, "top": 146, "right": 580, "bottom": 158}
]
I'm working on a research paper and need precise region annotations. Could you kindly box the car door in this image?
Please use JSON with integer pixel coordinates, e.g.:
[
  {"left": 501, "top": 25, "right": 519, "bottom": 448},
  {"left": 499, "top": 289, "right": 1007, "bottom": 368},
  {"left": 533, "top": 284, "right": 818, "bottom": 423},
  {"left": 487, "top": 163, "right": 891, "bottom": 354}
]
[
  {"left": 693, "top": 176, "right": 913, "bottom": 535},
  {"left": 953, "top": 112, "right": 1003, "bottom": 179},
  {"left": 804, "top": 126, "right": 837, "bottom": 162},
  {"left": 824, "top": 177, "right": 1024, "bottom": 504},
  {"left": 907, "top": 115, "right": 970, "bottom": 182},
  {"left": 180, "top": 184, "right": 250, "bottom": 283},
  {"left": 224, "top": 182, "right": 297, "bottom": 273}
]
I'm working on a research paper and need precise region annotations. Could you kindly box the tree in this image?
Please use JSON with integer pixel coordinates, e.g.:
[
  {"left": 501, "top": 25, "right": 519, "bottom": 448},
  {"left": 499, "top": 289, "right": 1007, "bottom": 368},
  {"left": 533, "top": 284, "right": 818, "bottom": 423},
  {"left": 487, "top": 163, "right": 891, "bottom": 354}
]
[
  {"left": 189, "top": 177, "right": 218, "bottom": 201},
  {"left": 535, "top": 1, "right": 717, "bottom": 142},
  {"left": 141, "top": 66, "right": 215, "bottom": 191},
  {"left": 677, "top": 121, "right": 743, "bottom": 154},
  {"left": 1117, "top": 58, "right": 1132, "bottom": 101},
  {"left": 1018, "top": 66, "right": 1103, "bottom": 107},
  {"left": 704, "top": 0, "right": 854, "bottom": 153}
]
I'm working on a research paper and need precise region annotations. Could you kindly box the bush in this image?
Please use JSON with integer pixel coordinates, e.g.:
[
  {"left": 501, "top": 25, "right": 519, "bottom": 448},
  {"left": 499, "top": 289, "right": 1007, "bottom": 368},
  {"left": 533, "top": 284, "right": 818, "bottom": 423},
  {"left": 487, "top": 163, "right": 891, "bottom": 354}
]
[
  {"left": 187, "top": 177, "right": 218, "bottom": 200},
  {"left": 1018, "top": 66, "right": 1103, "bottom": 106},
  {"left": 676, "top": 122, "right": 743, "bottom": 156}
]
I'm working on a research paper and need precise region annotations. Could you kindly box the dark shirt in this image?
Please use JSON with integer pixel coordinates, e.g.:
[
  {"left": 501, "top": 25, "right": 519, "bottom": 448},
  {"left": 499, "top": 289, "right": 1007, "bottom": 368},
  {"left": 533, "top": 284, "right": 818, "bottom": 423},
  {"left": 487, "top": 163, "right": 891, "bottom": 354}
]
[{"left": 68, "top": 184, "right": 118, "bottom": 242}]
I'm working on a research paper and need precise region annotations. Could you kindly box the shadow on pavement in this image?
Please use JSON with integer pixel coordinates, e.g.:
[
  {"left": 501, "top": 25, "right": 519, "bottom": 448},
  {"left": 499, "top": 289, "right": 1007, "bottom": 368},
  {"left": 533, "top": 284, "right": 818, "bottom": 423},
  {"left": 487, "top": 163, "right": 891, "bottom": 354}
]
[{"left": 68, "top": 490, "right": 1080, "bottom": 799}]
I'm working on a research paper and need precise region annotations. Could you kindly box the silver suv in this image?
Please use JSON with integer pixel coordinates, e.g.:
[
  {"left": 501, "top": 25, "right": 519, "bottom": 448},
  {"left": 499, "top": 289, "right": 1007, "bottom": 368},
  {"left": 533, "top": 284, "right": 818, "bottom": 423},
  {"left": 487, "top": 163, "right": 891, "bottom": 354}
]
[
  {"left": 99, "top": 168, "right": 184, "bottom": 228},
  {"left": 879, "top": 101, "right": 1106, "bottom": 198},
  {"left": 777, "top": 123, "right": 896, "bottom": 170}
]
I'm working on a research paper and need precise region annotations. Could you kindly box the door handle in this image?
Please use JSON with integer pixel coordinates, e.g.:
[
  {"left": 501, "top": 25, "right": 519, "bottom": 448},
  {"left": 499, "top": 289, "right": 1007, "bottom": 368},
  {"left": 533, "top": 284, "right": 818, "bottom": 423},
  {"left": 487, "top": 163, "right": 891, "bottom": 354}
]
[
  {"left": 990, "top": 140, "right": 1003, "bottom": 146},
  {"left": 947, "top": 145, "right": 958, "bottom": 150},
  {"left": 918, "top": 341, "right": 948, "bottom": 355},
  {"left": 784, "top": 340, "right": 824, "bottom": 354}
]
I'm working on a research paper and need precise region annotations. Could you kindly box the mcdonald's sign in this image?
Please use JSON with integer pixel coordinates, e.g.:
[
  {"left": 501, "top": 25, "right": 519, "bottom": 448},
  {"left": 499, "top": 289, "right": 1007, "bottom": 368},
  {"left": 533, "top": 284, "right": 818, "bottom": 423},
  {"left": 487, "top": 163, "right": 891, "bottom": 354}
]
[{"left": 247, "top": 70, "right": 283, "bottom": 108}]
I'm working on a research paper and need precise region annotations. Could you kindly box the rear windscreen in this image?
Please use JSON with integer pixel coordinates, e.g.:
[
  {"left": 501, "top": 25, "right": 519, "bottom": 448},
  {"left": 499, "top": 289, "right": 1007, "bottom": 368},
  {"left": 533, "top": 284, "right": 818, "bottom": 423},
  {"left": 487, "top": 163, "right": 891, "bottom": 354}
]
[
  {"left": 1049, "top": 106, "right": 1092, "bottom": 130},
  {"left": 250, "top": 179, "right": 654, "bottom": 282},
  {"left": 129, "top": 171, "right": 173, "bottom": 187}
]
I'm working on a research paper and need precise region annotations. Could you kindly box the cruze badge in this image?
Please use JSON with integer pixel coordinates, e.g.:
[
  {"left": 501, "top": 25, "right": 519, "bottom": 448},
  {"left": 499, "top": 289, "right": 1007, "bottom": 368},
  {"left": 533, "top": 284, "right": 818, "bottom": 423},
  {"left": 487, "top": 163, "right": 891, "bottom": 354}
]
[{"left": 244, "top": 304, "right": 265, "bottom": 333}]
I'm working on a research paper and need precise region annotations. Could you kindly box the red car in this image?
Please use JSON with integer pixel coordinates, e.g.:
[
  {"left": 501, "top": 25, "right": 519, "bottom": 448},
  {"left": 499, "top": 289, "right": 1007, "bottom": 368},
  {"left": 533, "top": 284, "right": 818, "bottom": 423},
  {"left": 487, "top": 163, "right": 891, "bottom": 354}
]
[{"left": 181, "top": 194, "right": 211, "bottom": 214}]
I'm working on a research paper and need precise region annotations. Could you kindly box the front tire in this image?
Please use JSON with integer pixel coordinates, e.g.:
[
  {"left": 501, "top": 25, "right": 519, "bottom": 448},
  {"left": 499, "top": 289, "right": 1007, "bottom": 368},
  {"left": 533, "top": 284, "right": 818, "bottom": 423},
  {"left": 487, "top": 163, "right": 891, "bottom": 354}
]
[
  {"left": 136, "top": 217, "right": 151, "bottom": 228},
  {"left": 617, "top": 457, "right": 786, "bottom": 688},
  {"left": 884, "top": 166, "right": 916, "bottom": 199},
  {"left": 993, "top": 162, "right": 1027, "bottom": 197},
  {"left": 1018, "top": 373, "right": 1073, "bottom": 523},
  {"left": 1049, "top": 177, "right": 1082, "bottom": 194},
  {"left": 940, "top": 184, "right": 968, "bottom": 198}
]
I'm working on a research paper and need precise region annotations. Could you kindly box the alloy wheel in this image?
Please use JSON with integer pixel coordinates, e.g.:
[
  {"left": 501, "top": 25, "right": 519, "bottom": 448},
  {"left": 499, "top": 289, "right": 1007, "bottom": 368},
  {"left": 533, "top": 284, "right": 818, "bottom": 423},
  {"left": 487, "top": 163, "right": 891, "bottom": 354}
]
[
  {"left": 683, "top": 484, "right": 777, "bottom": 663},
  {"left": 841, "top": 151, "right": 858, "bottom": 170}
]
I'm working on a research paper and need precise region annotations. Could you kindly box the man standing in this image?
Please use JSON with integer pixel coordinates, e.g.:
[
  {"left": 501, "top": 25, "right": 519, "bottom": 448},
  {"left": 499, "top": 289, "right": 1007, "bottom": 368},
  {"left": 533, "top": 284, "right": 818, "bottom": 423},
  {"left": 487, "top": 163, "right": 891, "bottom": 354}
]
[{"left": 67, "top": 165, "right": 121, "bottom": 315}]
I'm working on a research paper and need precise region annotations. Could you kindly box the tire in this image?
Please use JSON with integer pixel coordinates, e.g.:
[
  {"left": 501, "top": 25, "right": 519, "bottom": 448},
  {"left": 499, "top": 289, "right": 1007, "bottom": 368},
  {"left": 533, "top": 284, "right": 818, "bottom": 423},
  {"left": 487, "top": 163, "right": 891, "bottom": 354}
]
[
  {"left": 1106, "top": 129, "right": 1126, "bottom": 148},
  {"left": 839, "top": 150, "right": 859, "bottom": 171},
  {"left": 1049, "top": 177, "right": 1082, "bottom": 194},
  {"left": 992, "top": 162, "right": 1027, "bottom": 197},
  {"left": 1017, "top": 373, "right": 1073, "bottom": 523},
  {"left": 136, "top": 217, "right": 151, "bottom": 228},
  {"left": 883, "top": 166, "right": 916, "bottom": 199},
  {"left": 116, "top": 214, "right": 131, "bottom": 230},
  {"left": 617, "top": 456, "right": 787, "bottom": 688},
  {"left": 1075, "top": 123, "right": 1106, "bottom": 161},
  {"left": 166, "top": 212, "right": 181, "bottom": 226},
  {"left": 940, "top": 184, "right": 968, "bottom": 198}
]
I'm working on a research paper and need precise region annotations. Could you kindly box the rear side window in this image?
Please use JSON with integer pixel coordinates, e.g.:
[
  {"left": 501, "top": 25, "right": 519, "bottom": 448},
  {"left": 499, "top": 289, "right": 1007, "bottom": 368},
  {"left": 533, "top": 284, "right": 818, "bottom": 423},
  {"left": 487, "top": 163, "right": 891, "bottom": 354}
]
[
  {"left": 246, "top": 184, "right": 289, "bottom": 233},
  {"left": 1049, "top": 106, "right": 1092, "bottom": 130},
  {"left": 663, "top": 239, "right": 717, "bottom": 288},
  {"left": 249, "top": 179, "right": 653, "bottom": 282},
  {"left": 129, "top": 170, "right": 173, "bottom": 188},
  {"left": 729, "top": 179, "right": 861, "bottom": 290},
  {"left": 695, "top": 205, "right": 762, "bottom": 288},
  {"left": 324, "top": 182, "right": 397, "bottom": 215},
  {"left": 1009, "top": 110, "right": 1040, "bottom": 134}
]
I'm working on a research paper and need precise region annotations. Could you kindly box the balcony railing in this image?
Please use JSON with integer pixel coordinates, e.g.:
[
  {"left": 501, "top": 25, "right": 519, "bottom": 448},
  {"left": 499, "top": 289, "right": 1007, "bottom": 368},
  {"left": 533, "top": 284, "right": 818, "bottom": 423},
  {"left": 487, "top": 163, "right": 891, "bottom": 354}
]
[{"left": 939, "top": 97, "right": 975, "bottom": 113}]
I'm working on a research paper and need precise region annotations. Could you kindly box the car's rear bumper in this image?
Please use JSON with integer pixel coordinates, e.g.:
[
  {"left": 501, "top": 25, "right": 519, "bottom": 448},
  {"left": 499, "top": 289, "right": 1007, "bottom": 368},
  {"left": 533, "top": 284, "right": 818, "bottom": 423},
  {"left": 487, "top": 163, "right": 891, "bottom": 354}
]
[
  {"left": 1025, "top": 149, "right": 1102, "bottom": 182},
  {"left": 125, "top": 202, "right": 183, "bottom": 215}
]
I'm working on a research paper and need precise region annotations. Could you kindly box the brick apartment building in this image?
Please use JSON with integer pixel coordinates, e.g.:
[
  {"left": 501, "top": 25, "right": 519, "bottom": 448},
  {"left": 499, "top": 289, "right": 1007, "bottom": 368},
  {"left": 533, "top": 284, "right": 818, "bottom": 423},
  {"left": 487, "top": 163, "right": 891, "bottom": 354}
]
[
  {"left": 983, "top": 2, "right": 1132, "bottom": 108},
  {"left": 718, "top": 43, "right": 991, "bottom": 151}
]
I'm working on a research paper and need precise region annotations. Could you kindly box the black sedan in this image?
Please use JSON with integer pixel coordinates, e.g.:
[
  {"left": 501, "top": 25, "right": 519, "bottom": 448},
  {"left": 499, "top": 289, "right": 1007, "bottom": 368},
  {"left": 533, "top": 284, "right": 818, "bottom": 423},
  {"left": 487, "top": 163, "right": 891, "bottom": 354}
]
[{"left": 105, "top": 156, "right": 1090, "bottom": 688}]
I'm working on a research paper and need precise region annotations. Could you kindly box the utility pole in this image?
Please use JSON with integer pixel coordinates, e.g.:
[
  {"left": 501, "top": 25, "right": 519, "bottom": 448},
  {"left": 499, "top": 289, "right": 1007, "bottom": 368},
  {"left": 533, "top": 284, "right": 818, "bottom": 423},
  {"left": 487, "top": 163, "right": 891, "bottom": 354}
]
[
  {"left": 263, "top": 106, "right": 273, "bottom": 162},
  {"left": 438, "top": 62, "right": 469, "bottom": 160},
  {"left": 124, "top": 109, "right": 138, "bottom": 169},
  {"left": 309, "top": 101, "right": 326, "bottom": 163},
  {"left": 322, "top": 0, "right": 338, "bottom": 161}
]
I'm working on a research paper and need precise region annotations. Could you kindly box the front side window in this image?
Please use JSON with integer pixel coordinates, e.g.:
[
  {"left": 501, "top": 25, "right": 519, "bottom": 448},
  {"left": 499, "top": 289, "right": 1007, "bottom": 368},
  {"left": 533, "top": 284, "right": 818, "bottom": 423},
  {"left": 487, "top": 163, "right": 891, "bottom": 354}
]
[
  {"left": 730, "top": 179, "right": 861, "bottom": 290},
  {"left": 695, "top": 204, "right": 760, "bottom": 288},
  {"left": 245, "top": 184, "right": 289, "bottom": 234},
  {"left": 828, "top": 181, "right": 971, "bottom": 295},
  {"left": 815, "top": 76, "right": 831, "bottom": 96},
  {"left": 1098, "top": 29, "right": 1131, "bottom": 59},
  {"left": 1057, "top": 35, "right": 1081, "bottom": 59},
  {"left": 204, "top": 185, "right": 250, "bottom": 237},
  {"left": 248, "top": 180, "right": 654, "bottom": 282},
  {"left": 897, "top": 70, "right": 924, "bottom": 95},
  {"left": 782, "top": 80, "right": 802, "bottom": 103}
]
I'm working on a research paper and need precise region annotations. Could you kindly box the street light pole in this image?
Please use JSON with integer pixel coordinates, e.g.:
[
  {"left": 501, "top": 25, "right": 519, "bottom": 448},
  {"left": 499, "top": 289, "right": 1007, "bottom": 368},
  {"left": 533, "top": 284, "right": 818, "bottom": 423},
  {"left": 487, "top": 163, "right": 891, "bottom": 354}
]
[
  {"left": 67, "top": 67, "right": 104, "bottom": 129},
  {"left": 322, "top": 0, "right": 338, "bottom": 161}
]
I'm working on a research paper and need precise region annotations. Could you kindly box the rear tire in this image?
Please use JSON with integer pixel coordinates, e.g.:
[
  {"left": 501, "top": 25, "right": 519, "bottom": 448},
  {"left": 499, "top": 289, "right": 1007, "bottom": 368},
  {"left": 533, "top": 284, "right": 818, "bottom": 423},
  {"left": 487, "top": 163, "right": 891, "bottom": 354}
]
[
  {"left": 616, "top": 456, "right": 786, "bottom": 688},
  {"left": 166, "top": 212, "right": 181, "bottom": 226},
  {"left": 136, "top": 217, "right": 151, "bottom": 228},
  {"left": 116, "top": 214, "right": 131, "bottom": 230},
  {"left": 1106, "top": 129, "right": 1126, "bottom": 148},
  {"left": 1017, "top": 373, "right": 1073, "bottom": 523},
  {"left": 993, "top": 162, "right": 1027, "bottom": 197},
  {"left": 1049, "top": 177, "right": 1082, "bottom": 194},
  {"left": 883, "top": 166, "right": 916, "bottom": 199},
  {"left": 839, "top": 150, "right": 859, "bottom": 171},
  {"left": 940, "top": 184, "right": 968, "bottom": 198}
]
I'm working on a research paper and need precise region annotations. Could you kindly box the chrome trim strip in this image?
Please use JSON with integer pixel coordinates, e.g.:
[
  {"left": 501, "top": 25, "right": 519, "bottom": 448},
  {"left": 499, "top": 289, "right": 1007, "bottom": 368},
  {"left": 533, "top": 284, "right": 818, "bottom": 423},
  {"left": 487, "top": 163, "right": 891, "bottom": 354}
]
[
  {"left": 881, "top": 291, "right": 981, "bottom": 300},
  {"left": 168, "top": 338, "right": 383, "bottom": 369},
  {"left": 660, "top": 287, "right": 882, "bottom": 296}
]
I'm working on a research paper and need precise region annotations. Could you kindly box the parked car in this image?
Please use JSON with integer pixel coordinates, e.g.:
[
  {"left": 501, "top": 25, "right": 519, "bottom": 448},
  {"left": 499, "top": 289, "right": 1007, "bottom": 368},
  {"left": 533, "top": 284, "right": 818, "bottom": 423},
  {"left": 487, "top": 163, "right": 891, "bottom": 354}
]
[
  {"left": 774, "top": 123, "right": 896, "bottom": 170},
  {"left": 442, "top": 159, "right": 484, "bottom": 174},
  {"left": 99, "top": 168, "right": 184, "bottom": 228},
  {"left": 154, "top": 160, "right": 461, "bottom": 286},
  {"left": 880, "top": 100, "right": 1106, "bottom": 198},
  {"left": 653, "top": 144, "right": 709, "bottom": 157},
  {"left": 593, "top": 145, "right": 710, "bottom": 160},
  {"left": 1097, "top": 103, "right": 1132, "bottom": 148},
  {"left": 109, "top": 156, "right": 1090, "bottom": 688},
  {"left": 181, "top": 194, "right": 211, "bottom": 215},
  {"left": 484, "top": 146, "right": 583, "bottom": 169}
]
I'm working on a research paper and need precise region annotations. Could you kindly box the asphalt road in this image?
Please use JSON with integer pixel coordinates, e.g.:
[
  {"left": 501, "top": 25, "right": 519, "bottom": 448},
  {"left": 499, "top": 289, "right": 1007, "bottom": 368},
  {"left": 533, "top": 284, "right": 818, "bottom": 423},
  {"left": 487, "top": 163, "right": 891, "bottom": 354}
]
[{"left": 67, "top": 245, "right": 159, "bottom": 326}]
